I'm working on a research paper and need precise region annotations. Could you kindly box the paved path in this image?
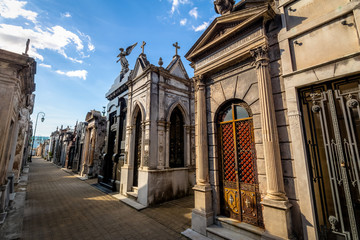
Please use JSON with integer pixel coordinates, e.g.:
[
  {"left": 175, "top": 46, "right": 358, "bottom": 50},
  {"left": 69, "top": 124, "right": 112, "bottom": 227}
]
[{"left": 22, "top": 157, "right": 191, "bottom": 240}]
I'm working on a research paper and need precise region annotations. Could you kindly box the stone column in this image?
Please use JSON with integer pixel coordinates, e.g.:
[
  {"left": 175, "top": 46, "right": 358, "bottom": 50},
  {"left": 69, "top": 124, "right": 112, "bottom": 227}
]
[
  {"left": 191, "top": 75, "right": 213, "bottom": 235},
  {"left": 250, "top": 46, "right": 292, "bottom": 239}
]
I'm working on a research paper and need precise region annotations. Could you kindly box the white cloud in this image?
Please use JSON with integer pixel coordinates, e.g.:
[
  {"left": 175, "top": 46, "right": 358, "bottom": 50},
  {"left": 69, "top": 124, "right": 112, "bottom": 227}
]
[
  {"left": 170, "top": 0, "right": 191, "bottom": 14},
  {"left": 0, "top": 24, "right": 89, "bottom": 62},
  {"left": 0, "top": 0, "right": 37, "bottom": 23},
  {"left": 0, "top": 0, "right": 95, "bottom": 64},
  {"left": 55, "top": 70, "right": 88, "bottom": 80},
  {"left": 61, "top": 12, "right": 71, "bottom": 18},
  {"left": 39, "top": 63, "right": 52, "bottom": 68},
  {"left": 180, "top": 18, "right": 187, "bottom": 26},
  {"left": 192, "top": 21, "right": 209, "bottom": 32},
  {"left": 189, "top": 7, "right": 198, "bottom": 19},
  {"left": 88, "top": 42, "right": 95, "bottom": 51}
]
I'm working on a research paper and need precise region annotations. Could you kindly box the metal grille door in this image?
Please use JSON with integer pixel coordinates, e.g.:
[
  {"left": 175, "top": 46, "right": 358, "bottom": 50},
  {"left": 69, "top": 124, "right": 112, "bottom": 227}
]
[{"left": 300, "top": 77, "right": 360, "bottom": 240}]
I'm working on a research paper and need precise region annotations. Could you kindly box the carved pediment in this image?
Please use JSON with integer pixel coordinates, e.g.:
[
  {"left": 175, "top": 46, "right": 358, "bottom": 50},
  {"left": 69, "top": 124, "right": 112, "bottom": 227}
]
[
  {"left": 166, "top": 55, "right": 189, "bottom": 80},
  {"left": 185, "top": 4, "right": 274, "bottom": 62},
  {"left": 130, "top": 54, "right": 150, "bottom": 80},
  {"left": 203, "top": 20, "right": 244, "bottom": 47}
]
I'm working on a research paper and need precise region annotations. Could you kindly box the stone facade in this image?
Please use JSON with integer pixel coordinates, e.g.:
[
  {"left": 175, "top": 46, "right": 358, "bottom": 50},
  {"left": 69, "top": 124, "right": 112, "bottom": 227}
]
[
  {"left": 0, "top": 48, "right": 36, "bottom": 222},
  {"left": 101, "top": 71, "right": 129, "bottom": 191},
  {"left": 114, "top": 50, "right": 195, "bottom": 206},
  {"left": 277, "top": 0, "right": 360, "bottom": 239},
  {"left": 71, "top": 122, "right": 88, "bottom": 173},
  {"left": 184, "top": 0, "right": 360, "bottom": 240},
  {"left": 80, "top": 111, "right": 106, "bottom": 178}
]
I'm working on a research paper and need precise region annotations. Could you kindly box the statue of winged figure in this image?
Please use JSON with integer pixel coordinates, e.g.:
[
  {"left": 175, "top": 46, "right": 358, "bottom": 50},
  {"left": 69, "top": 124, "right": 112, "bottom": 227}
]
[
  {"left": 117, "top": 42, "right": 137, "bottom": 79},
  {"left": 214, "top": 0, "right": 235, "bottom": 15}
]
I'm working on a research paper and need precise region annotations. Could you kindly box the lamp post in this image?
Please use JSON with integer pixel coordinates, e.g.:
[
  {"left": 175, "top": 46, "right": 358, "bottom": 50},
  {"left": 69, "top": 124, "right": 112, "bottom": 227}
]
[{"left": 29, "top": 112, "right": 45, "bottom": 162}]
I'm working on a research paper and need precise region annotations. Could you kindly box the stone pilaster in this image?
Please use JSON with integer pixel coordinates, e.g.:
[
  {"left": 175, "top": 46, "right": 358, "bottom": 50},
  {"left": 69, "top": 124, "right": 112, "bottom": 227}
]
[
  {"left": 191, "top": 75, "right": 213, "bottom": 235},
  {"left": 250, "top": 45, "right": 292, "bottom": 239},
  {"left": 194, "top": 75, "right": 209, "bottom": 185}
]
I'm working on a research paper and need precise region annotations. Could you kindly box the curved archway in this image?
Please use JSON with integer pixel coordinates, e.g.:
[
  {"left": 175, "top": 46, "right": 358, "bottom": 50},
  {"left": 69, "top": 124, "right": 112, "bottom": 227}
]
[
  {"left": 132, "top": 101, "right": 145, "bottom": 124},
  {"left": 167, "top": 101, "right": 190, "bottom": 125},
  {"left": 216, "top": 99, "right": 263, "bottom": 227}
]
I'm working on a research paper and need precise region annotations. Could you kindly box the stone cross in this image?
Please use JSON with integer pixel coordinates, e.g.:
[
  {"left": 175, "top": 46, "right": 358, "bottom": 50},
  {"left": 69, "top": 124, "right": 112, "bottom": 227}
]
[
  {"left": 141, "top": 41, "right": 146, "bottom": 54},
  {"left": 173, "top": 42, "right": 180, "bottom": 56}
]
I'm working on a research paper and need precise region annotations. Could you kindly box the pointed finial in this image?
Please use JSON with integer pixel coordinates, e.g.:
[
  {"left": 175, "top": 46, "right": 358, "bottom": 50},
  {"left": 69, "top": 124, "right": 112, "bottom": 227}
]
[
  {"left": 141, "top": 41, "right": 146, "bottom": 55},
  {"left": 173, "top": 42, "right": 180, "bottom": 56},
  {"left": 158, "top": 57, "right": 163, "bottom": 67}
]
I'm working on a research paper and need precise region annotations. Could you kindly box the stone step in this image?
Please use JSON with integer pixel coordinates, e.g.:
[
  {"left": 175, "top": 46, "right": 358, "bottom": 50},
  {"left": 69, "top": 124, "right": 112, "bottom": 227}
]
[
  {"left": 126, "top": 191, "right": 138, "bottom": 201},
  {"left": 131, "top": 186, "right": 138, "bottom": 194},
  {"left": 214, "top": 217, "right": 265, "bottom": 240},
  {"left": 112, "top": 194, "right": 146, "bottom": 211},
  {"left": 206, "top": 225, "right": 254, "bottom": 240}
]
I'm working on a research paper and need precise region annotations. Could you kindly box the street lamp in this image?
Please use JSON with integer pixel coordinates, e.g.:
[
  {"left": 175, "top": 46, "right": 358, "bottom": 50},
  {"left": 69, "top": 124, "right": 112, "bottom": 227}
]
[{"left": 29, "top": 111, "right": 45, "bottom": 162}]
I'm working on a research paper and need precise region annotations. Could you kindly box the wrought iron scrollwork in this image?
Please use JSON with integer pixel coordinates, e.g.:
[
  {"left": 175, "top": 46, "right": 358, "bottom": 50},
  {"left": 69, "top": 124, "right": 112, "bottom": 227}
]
[
  {"left": 346, "top": 94, "right": 359, "bottom": 108},
  {"left": 329, "top": 215, "right": 339, "bottom": 232}
]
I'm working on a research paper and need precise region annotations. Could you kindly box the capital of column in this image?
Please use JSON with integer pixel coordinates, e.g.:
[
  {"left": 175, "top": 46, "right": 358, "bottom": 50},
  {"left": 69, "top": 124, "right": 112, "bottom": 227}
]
[
  {"left": 192, "top": 75, "right": 205, "bottom": 91},
  {"left": 250, "top": 45, "right": 270, "bottom": 69}
]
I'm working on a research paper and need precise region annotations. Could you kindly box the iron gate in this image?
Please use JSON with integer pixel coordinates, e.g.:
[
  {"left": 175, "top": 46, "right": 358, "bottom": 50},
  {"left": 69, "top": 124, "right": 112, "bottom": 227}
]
[{"left": 299, "top": 77, "right": 360, "bottom": 239}]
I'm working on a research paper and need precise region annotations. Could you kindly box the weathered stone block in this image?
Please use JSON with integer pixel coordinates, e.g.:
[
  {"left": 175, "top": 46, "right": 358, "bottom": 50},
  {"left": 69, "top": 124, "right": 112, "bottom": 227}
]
[
  {"left": 243, "top": 83, "right": 259, "bottom": 105},
  {"left": 256, "top": 159, "right": 266, "bottom": 175},
  {"left": 271, "top": 77, "right": 284, "bottom": 94},
  {"left": 273, "top": 92, "right": 287, "bottom": 111},
  {"left": 276, "top": 110, "right": 288, "bottom": 126},
  {"left": 280, "top": 142, "right": 293, "bottom": 160},
  {"left": 282, "top": 160, "right": 294, "bottom": 178},
  {"left": 255, "top": 143, "right": 264, "bottom": 159},
  {"left": 234, "top": 69, "right": 257, "bottom": 100},
  {"left": 269, "top": 60, "right": 282, "bottom": 78},
  {"left": 258, "top": 174, "right": 267, "bottom": 195},
  {"left": 220, "top": 76, "right": 237, "bottom": 100},
  {"left": 249, "top": 100, "right": 260, "bottom": 115},
  {"left": 254, "top": 128, "right": 263, "bottom": 144},
  {"left": 278, "top": 126, "right": 291, "bottom": 143},
  {"left": 284, "top": 177, "right": 297, "bottom": 199},
  {"left": 252, "top": 114, "right": 261, "bottom": 129},
  {"left": 207, "top": 83, "right": 225, "bottom": 105}
]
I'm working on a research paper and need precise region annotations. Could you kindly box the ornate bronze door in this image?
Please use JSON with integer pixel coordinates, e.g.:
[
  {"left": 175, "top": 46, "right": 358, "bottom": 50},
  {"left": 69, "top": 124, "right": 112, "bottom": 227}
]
[
  {"left": 300, "top": 77, "right": 360, "bottom": 239},
  {"left": 218, "top": 102, "right": 263, "bottom": 227}
]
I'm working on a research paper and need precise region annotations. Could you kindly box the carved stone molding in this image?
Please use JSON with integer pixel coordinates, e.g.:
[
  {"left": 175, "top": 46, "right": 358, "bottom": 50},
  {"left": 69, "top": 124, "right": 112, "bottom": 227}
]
[{"left": 250, "top": 45, "right": 270, "bottom": 69}]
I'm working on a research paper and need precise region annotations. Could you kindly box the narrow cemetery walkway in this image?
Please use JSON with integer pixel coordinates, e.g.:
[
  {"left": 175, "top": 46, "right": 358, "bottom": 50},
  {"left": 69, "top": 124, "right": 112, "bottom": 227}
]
[{"left": 22, "top": 157, "right": 190, "bottom": 240}]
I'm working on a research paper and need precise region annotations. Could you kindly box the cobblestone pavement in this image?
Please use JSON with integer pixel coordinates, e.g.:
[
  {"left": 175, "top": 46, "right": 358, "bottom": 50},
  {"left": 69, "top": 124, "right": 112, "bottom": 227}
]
[{"left": 22, "top": 157, "right": 191, "bottom": 240}]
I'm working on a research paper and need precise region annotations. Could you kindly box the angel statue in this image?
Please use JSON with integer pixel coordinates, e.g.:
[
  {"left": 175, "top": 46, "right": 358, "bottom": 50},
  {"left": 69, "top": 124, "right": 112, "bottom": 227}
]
[
  {"left": 117, "top": 42, "right": 138, "bottom": 80},
  {"left": 214, "top": 0, "right": 235, "bottom": 15}
]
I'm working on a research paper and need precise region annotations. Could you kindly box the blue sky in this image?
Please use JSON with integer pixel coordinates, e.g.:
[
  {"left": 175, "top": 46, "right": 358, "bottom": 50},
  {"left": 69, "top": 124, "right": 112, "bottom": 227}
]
[{"left": 0, "top": 0, "right": 219, "bottom": 136}]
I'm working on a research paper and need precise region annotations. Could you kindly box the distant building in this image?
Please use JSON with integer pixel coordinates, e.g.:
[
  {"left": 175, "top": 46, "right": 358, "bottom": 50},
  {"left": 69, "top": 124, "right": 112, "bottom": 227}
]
[
  {"left": 103, "top": 47, "right": 195, "bottom": 207},
  {"left": 0, "top": 48, "right": 36, "bottom": 223}
]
